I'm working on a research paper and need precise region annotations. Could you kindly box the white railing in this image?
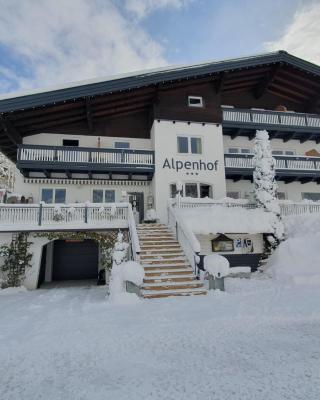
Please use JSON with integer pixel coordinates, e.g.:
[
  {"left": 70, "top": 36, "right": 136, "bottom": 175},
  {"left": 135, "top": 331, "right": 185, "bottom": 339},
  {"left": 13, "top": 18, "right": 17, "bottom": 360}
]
[
  {"left": 222, "top": 107, "right": 320, "bottom": 129},
  {"left": 127, "top": 204, "right": 141, "bottom": 260},
  {"left": 168, "top": 204, "right": 201, "bottom": 275},
  {"left": 224, "top": 154, "right": 320, "bottom": 171},
  {"left": 18, "top": 145, "right": 154, "bottom": 166},
  {"left": 0, "top": 202, "right": 130, "bottom": 230},
  {"left": 173, "top": 198, "right": 320, "bottom": 217}
]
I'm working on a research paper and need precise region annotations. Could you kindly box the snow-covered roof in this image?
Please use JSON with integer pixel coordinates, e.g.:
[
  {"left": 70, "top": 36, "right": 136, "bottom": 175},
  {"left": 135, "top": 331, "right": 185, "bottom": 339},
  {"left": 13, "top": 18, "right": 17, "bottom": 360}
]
[{"left": 1, "top": 50, "right": 320, "bottom": 113}]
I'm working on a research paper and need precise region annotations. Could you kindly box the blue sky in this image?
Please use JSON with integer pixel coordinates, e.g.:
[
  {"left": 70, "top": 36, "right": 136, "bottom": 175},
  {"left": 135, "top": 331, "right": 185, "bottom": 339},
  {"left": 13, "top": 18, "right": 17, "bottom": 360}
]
[{"left": 0, "top": 0, "right": 319, "bottom": 95}]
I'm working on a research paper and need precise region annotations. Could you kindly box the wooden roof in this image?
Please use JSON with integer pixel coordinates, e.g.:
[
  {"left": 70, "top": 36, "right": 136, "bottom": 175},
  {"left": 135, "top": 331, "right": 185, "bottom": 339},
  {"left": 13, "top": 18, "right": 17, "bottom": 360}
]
[{"left": 1, "top": 50, "right": 320, "bottom": 160}]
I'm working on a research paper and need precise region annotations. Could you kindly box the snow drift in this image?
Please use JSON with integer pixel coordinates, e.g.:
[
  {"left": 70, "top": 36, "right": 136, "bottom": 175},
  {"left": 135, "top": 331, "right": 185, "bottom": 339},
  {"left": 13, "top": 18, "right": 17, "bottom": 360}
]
[{"left": 269, "top": 213, "right": 320, "bottom": 284}]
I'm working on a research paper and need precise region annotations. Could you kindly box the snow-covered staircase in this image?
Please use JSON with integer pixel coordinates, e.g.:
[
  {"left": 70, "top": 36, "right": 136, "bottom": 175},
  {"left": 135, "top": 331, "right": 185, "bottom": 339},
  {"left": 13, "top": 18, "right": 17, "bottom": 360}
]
[{"left": 137, "top": 223, "right": 207, "bottom": 299}]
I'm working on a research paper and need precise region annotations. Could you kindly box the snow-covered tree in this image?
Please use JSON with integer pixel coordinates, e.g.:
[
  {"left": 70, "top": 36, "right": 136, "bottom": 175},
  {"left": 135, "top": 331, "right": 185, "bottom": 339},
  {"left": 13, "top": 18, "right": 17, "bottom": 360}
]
[
  {"left": 253, "top": 130, "right": 284, "bottom": 243},
  {"left": 0, "top": 152, "right": 15, "bottom": 191}
]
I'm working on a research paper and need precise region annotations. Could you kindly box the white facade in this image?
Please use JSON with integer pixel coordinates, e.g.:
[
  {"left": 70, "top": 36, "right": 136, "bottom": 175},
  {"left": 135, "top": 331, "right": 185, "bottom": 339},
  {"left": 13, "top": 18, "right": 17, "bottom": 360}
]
[{"left": 7, "top": 118, "right": 320, "bottom": 224}]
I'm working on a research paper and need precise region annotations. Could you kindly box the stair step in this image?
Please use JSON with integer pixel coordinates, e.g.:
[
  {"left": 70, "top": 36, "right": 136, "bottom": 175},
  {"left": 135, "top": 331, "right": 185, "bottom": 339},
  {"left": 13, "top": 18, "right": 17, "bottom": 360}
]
[
  {"left": 144, "top": 275, "right": 195, "bottom": 283},
  {"left": 143, "top": 265, "right": 191, "bottom": 271},
  {"left": 141, "top": 258, "right": 186, "bottom": 265},
  {"left": 145, "top": 269, "right": 194, "bottom": 276},
  {"left": 143, "top": 281, "right": 202, "bottom": 291},
  {"left": 140, "top": 253, "right": 184, "bottom": 259},
  {"left": 142, "top": 287, "right": 207, "bottom": 299},
  {"left": 140, "top": 244, "right": 181, "bottom": 249}
]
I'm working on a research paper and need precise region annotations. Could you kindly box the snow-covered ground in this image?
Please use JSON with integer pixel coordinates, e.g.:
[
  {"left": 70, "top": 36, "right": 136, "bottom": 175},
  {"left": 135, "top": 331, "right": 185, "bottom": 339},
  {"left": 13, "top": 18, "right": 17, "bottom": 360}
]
[{"left": 1, "top": 278, "right": 320, "bottom": 400}]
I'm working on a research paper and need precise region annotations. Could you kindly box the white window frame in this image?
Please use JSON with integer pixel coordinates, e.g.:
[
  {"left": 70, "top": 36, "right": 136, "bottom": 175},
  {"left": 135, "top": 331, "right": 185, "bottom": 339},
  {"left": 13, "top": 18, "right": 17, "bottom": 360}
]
[
  {"left": 170, "top": 182, "right": 213, "bottom": 199},
  {"left": 41, "top": 188, "right": 67, "bottom": 204},
  {"left": 188, "top": 96, "right": 204, "bottom": 108},
  {"left": 92, "top": 189, "right": 116, "bottom": 203},
  {"left": 177, "top": 135, "right": 203, "bottom": 155},
  {"left": 226, "top": 191, "right": 241, "bottom": 199}
]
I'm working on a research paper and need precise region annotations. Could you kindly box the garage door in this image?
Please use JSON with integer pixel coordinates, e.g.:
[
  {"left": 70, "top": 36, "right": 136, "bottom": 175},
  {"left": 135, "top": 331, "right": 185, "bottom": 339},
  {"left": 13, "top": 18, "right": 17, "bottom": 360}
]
[{"left": 52, "top": 240, "right": 99, "bottom": 281}]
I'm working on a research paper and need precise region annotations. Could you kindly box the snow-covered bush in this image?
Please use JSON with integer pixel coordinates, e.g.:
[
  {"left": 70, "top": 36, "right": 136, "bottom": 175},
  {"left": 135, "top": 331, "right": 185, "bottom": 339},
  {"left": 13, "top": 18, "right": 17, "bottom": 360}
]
[
  {"left": 0, "top": 152, "right": 15, "bottom": 191},
  {"left": 108, "top": 232, "right": 144, "bottom": 304},
  {"left": 253, "top": 130, "right": 284, "bottom": 243},
  {"left": 52, "top": 206, "right": 64, "bottom": 222},
  {"left": 204, "top": 254, "right": 230, "bottom": 278},
  {"left": 145, "top": 208, "right": 157, "bottom": 221}
]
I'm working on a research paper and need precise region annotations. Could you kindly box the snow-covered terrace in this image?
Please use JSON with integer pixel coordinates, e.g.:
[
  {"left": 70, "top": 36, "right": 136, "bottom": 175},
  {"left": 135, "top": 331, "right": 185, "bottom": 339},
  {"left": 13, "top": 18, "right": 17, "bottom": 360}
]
[{"left": 0, "top": 202, "right": 133, "bottom": 232}]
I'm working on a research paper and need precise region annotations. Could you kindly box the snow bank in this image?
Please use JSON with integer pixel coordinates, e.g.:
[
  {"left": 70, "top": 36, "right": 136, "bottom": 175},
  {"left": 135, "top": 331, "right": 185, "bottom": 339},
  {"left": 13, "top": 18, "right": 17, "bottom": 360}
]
[
  {"left": 0, "top": 286, "right": 28, "bottom": 295},
  {"left": 269, "top": 213, "right": 320, "bottom": 284},
  {"left": 204, "top": 254, "right": 230, "bottom": 278},
  {"left": 108, "top": 261, "right": 145, "bottom": 304},
  {"left": 176, "top": 206, "right": 276, "bottom": 234}
]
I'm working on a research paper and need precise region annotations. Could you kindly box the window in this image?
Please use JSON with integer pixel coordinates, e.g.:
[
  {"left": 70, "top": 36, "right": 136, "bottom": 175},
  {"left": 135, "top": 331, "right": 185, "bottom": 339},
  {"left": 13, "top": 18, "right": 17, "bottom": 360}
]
[
  {"left": 227, "top": 191, "right": 240, "bottom": 199},
  {"left": 185, "top": 183, "right": 198, "bottom": 198},
  {"left": 228, "top": 148, "right": 239, "bottom": 154},
  {"left": 170, "top": 184, "right": 179, "bottom": 198},
  {"left": 93, "top": 189, "right": 115, "bottom": 203},
  {"left": 211, "top": 234, "right": 234, "bottom": 252},
  {"left": 228, "top": 148, "right": 251, "bottom": 154},
  {"left": 276, "top": 192, "right": 286, "bottom": 200},
  {"left": 302, "top": 193, "right": 320, "bottom": 202},
  {"left": 241, "top": 148, "right": 251, "bottom": 154},
  {"left": 177, "top": 136, "right": 202, "bottom": 154},
  {"left": 272, "top": 150, "right": 296, "bottom": 156},
  {"left": 170, "top": 182, "right": 212, "bottom": 198},
  {"left": 200, "top": 184, "right": 212, "bottom": 198},
  {"left": 114, "top": 142, "right": 130, "bottom": 149},
  {"left": 41, "top": 188, "right": 66, "bottom": 204},
  {"left": 188, "top": 96, "right": 203, "bottom": 108},
  {"left": 63, "top": 139, "right": 79, "bottom": 147},
  {"left": 190, "top": 137, "right": 202, "bottom": 154},
  {"left": 177, "top": 137, "right": 189, "bottom": 153}
]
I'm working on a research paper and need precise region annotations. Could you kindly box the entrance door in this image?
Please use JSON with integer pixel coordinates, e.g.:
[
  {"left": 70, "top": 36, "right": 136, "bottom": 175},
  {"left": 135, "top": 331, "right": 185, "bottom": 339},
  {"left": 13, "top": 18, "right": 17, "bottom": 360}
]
[
  {"left": 128, "top": 192, "right": 144, "bottom": 223},
  {"left": 52, "top": 239, "right": 99, "bottom": 281}
]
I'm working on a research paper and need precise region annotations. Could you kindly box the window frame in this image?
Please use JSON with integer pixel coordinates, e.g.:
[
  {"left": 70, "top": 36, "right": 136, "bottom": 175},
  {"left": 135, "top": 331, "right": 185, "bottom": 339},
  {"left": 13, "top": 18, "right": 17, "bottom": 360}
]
[
  {"left": 41, "top": 188, "right": 66, "bottom": 204},
  {"left": 188, "top": 95, "right": 204, "bottom": 108},
  {"left": 92, "top": 189, "right": 116, "bottom": 203},
  {"left": 177, "top": 136, "right": 203, "bottom": 155}
]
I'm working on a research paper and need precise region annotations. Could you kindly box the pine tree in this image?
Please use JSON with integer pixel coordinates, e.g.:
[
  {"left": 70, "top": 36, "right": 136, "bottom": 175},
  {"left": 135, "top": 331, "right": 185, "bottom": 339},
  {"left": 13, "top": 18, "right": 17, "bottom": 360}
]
[{"left": 253, "top": 130, "right": 284, "bottom": 243}]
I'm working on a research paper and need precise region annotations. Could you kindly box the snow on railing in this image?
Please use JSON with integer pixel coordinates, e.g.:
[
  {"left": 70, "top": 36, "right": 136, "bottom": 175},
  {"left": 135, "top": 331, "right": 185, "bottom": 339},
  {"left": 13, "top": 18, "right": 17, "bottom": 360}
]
[
  {"left": 127, "top": 203, "right": 141, "bottom": 261},
  {"left": 222, "top": 107, "right": 320, "bottom": 129},
  {"left": 0, "top": 202, "right": 129, "bottom": 230},
  {"left": 171, "top": 197, "right": 320, "bottom": 217},
  {"left": 224, "top": 154, "right": 320, "bottom": 171},
  {"left": 168, "top": 204, "right": 201, "bottom": 276},
  {"left": 18, "top": 145, "right": 154, "bottom": 166}
]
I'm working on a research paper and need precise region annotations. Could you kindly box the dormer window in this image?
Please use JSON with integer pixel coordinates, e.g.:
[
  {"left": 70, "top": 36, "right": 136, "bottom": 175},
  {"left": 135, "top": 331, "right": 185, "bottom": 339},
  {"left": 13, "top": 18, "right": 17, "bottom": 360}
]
[
  {"left": 211, "top": 234, "right": 234, "bottom": 252},
  {"left": 188, "top": 96, "right": 203, "bottom": 108}
]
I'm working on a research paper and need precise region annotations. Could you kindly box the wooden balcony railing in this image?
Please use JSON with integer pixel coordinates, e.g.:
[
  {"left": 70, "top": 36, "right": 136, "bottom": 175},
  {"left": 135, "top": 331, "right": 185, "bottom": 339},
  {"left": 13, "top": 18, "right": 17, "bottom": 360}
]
[
  {"left": 17, "top": 145, "right": 155, "bottom": 176},
  {"left": 224, "top": 153, "right": 320, "bottom": 172},
  {"left": 222, "top": 107, "right": 320, "bottom": 131}
]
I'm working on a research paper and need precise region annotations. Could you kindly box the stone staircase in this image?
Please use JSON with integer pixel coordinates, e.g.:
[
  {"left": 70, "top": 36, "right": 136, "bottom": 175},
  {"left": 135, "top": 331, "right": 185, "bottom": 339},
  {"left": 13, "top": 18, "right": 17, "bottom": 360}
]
[{"left": 137, "top": 223, "right": 207, "bottom": 299}]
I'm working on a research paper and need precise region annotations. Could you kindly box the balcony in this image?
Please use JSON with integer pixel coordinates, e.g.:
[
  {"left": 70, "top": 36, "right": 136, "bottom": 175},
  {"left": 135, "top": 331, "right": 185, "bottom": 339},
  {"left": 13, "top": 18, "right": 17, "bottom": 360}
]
[
  {"left": 224, "top": 153, "right": 320, "bottom": 183},
  {"left": 17, "top": 145, "right": 155, "bottom": 180},
  {"left": 222, "top": 107, "right": 320, "bottom": 143}
]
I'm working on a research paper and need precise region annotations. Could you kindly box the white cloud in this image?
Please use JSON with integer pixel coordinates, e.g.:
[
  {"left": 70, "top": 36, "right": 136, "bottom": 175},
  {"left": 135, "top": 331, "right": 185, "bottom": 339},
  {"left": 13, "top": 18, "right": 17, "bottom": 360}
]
[
  {"left": 265, "top": 2, "right": 320, "bottom": 65},
  {"left": 0, "top": 0, "right": 175, "bottom": 93},
  {"left": 124, "top": 0, "right": 190, "bottom": 19}
]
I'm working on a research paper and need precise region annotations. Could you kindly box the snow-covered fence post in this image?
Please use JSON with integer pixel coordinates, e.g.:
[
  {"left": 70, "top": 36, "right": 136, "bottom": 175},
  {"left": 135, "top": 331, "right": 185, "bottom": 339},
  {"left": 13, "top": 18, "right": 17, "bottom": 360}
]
[
  {"left": 204, "top": 254, "right": 230, "bottom": 291},
  {"left": 252, "top": 130, "right": 284, "bottom": 247}
]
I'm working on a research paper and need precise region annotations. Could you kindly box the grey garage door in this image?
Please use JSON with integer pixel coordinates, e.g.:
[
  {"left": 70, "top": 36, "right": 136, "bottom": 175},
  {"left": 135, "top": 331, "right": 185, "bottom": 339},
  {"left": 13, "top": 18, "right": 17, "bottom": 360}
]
[{"left": 52, "top": 240, "right": 99, "bottom": 281}]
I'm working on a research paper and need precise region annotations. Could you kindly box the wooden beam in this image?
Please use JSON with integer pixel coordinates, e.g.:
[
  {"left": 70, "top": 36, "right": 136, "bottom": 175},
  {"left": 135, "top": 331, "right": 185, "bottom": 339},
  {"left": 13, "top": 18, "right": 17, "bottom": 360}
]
[
  {"left": 230, "top": 128, "right": 243, "bottom": 140},
  {"left": 85, "top": 97, "right": 94, "bottom": 134},
  {"left": 0, "top": 117, "right": 22, "bottom": 145},
  {"left": 248, "top": 131, "right": 256, "bottom": 141},
  {"left": 300, "top": 133, "right": 314, "bottom": 143},
  {"left": 254, "top": 64, "right": 282, "bottom": 99},
  {"left": 283, "top": 132, "right": 295, "bottom": 142},
  {"left": 214, "top": 72, "right": 226, "bottom": 93},
  {"left": 304, "top": 94, "right": 320, "bottom": 113},
  {"left": 268, "top": 89, "right": 303, "bottom": 104}
]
